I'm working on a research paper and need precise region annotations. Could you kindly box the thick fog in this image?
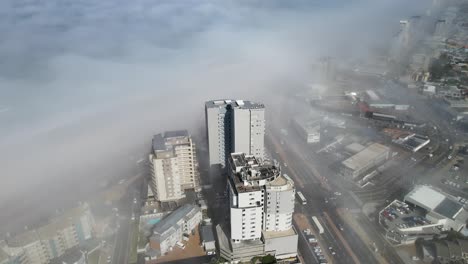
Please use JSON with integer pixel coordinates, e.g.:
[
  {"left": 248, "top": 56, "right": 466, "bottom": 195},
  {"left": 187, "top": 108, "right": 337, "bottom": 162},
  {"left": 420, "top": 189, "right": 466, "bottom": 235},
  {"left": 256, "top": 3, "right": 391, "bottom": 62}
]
[{"left": 0, "top": 0, "right": 430, "bottom": 231}]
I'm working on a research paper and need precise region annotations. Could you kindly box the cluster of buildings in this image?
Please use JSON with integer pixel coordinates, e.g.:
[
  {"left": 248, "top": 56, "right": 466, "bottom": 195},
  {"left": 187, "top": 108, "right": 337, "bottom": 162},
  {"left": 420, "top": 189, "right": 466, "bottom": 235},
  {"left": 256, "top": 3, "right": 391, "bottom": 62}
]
[
  {"left": 379, "top": 185, "right": 468, "bottom": 245},
  {"left": 141, "top": 99, "right": 298, "bottom": 263},
  {"left": 217, "top": 153, "right": 298, "bottom": 262},
  {"left": 407, "top": 3, "right": 468, "bottom": 123},
  {"left": 0, "top": 203, "right": 95, "bottom": 264},
  {"left": 205, "top": 100, "right": 299, "bottom": 262},
  {"left": 146, "top": 204, "right": 202, "bottom": 261}
]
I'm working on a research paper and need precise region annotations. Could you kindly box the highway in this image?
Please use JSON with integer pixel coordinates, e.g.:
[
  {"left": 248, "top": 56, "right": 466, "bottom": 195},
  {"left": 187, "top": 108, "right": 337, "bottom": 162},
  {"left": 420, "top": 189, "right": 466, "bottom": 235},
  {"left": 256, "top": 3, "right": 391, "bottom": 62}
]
[{"left": 267, "top": 132, "right": 380, "bottom": 264}]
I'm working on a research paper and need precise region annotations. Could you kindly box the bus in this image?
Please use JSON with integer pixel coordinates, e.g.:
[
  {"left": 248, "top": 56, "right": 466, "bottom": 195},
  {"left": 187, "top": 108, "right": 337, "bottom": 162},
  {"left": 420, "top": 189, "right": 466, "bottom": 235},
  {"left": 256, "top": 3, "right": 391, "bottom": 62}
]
[
  {"left": 296, "top": 191, "right": 307, "bottom": 205},
  {"left": 311, "top": 216, "right": 324, "bottom": 234}
]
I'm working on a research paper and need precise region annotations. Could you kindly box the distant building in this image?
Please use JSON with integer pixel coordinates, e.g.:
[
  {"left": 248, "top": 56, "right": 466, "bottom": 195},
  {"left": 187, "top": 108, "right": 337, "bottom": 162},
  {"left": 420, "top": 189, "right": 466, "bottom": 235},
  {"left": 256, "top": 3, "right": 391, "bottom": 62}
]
[
  {"left": 340, "top": 143, "right": 390, "bottom": 180},
  {"left": 148, "top": 204, "right": 202, "bottom": 258},
  {"left": 149, "top": 130, "right": 200, "bottom": 202},
  {"left": 49, "top": 249, "right": 86, "bottom": 264},
  {"left": 393, "top": 133, "right": 430, "bottom": 152},
  {"left": 437, "top": 86, "right": 464, "bottom": 99},
  {"left": 1, "top": 203, "right": 95, "bottom": 264},
  {"left": 205, "top": 100, "right": 265, "bottom": 168},
  {"left": 379, "top": 185, "right": 468, "bottom": 244},
  {"left": 292, "top": 117, "right": 320, "bottom": 144},
  {"left": 218, "top": 153, "right": 298, "bottom": 262}
]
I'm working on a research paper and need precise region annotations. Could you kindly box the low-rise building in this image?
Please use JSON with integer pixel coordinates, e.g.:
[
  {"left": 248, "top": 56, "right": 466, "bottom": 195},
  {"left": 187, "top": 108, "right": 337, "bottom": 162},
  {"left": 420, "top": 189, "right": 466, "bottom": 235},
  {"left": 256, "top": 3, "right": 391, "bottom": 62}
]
[
  {"left": 379, "top": 186, "right": 468, "bottom": 244},
  {"left": 148, "top": 204, "right": 202, "bottom": 258},
  {"left": 393, "top": 133, "right": 430, "bottom": 152},
  {"left": 292, "top": 116, "right": 321, "bottom": 144},
  {"left": 200, "top": 225, "right": 215, "bottom": 254},
  {"left": 340, "top": 143, "right": 390, "bottom": 180}
]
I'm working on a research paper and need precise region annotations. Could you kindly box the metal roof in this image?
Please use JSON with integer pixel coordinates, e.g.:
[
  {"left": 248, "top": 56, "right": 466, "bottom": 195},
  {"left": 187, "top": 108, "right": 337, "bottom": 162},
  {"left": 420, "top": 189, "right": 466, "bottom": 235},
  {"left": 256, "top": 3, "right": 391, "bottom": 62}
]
[
  {"left": 434, "top": 198, "right": 463, "bottom": 220},
  {"left": 201, "top": 225, "right": 215, "bottom": 243},
  {"left": 152, "top": 204, "right": 201, "bottom": 241},
  {"left": 404, "top": 185, "right": 446, "bottom": 211},
  {"left": 342, "top": 143, "right": 389, "bottom": 171}
]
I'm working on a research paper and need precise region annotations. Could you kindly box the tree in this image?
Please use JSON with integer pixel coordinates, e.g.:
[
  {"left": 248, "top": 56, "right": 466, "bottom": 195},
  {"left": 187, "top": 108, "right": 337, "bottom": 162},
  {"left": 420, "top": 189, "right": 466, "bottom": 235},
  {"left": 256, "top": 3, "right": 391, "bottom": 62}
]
[{"left": 261, "top": 255, "right": 276, "bottom": 264}]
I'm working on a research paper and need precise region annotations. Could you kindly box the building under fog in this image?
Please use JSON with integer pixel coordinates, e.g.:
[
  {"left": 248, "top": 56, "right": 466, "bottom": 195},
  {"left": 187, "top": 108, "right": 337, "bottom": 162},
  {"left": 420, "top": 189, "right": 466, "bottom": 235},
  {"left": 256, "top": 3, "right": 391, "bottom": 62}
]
[
  {"left": 340, "top": 143, "right": 390, "bottom": 180},
  {"left": 292, "top": 116, "right": 321, "bottom": 144},
  {"left": 217, "top": 153, "right": 298, "bottom": 262},
  {"left": 147, "top": 204, "right": 202, "bottom": 259},
  {"left": 149, "top": 130, "right": 200, "bottom": 203},
  {"left": 0, "top": 203, "right": 95, "bottom": 264},
  {"left": 205, "top": 100, "right": 265, "bottom": 168},
  {"left": 380, "top": 185, "right": 468, "bottom": 244}
]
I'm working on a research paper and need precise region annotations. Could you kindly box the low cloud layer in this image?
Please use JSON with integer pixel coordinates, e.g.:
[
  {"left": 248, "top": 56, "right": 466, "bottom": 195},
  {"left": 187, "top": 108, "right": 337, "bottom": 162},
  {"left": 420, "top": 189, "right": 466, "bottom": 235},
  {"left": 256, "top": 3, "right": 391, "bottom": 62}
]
[{"left": 0, "top": 0, "right": 430, "bottom": 229}]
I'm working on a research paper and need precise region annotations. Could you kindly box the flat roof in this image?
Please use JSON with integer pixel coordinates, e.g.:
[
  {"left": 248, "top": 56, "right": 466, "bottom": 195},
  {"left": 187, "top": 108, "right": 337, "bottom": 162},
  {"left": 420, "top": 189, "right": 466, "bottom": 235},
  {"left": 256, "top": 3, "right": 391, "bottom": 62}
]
[
  {"left": 152, "top": 130, "right": 190, "bottom": 153},
  {"left": 205, "top": 99, "right": 264, "bottom": 109},
  {"left": 434, "top": 198, "right": 463, "bottom": 220},
  {"left": 345, "top": 143, "right": 365, "bottom": 154},
  {"left": 201, "top": 225, "right": 215, "bottom": 242},
  {"left": 262, "top": 227, "right": 296, "bottom": 239},
  {"left": 404, "top": 185, "right": 446, "bottom": 211},
  {"left": 342, "top": 143, "right": 389, "bottom": 171}
]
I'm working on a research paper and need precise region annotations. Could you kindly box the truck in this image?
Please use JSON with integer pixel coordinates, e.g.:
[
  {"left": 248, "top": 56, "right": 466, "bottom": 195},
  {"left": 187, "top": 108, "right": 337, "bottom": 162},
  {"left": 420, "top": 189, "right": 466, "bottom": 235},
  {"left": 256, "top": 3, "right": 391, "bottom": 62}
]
[
  {"left": 296, "top": 191, "right": 307, "bottom": 205},
  {"left": 312, "top": 216, "right": 324, "bottom": 234}
]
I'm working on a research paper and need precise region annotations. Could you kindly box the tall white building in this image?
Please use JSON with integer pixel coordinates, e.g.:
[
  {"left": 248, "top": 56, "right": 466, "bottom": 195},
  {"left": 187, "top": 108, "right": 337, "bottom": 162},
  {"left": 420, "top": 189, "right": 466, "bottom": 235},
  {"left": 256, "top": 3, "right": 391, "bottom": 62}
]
[
  {"left": 205, "top": 100, "right": 265, "bottom": 168},
  {"left": 218, "top": 153, "right": 297, "bottom": 262},
  {"left": 149, "top": 130, "right": 199, "bottom": 202}
]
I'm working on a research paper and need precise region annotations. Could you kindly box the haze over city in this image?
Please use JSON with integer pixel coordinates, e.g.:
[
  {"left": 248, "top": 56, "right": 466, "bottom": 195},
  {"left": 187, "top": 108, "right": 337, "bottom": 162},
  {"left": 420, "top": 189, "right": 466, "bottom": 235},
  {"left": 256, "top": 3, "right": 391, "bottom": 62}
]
[
  {"left": 1, "top": 0, "right": 468, "bottom": 264},
  {"left": 0, "top": 0, "right": 422, "bottom": 212}
]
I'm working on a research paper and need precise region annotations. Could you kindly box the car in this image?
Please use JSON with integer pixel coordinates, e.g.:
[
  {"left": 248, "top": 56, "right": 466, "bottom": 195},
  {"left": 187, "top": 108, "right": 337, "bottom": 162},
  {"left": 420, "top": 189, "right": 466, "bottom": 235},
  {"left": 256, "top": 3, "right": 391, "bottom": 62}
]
[
  {"left": 448, "top": 155, "right": 453, "bottom": 160},
  {"left": 338, "top": 224, "right": 344, "bottom": 231},
  {"left": 107, "top": 256, "right": 111, "bottom": 263},
  {"left": 331, "top": 251, "right": 336, "bottom": 255},
  {"left": 176, "top": 241, "right": 186, "bottom": 249},
  {"left": 283, "top": 162, "right": 288, "bottom": 167},
  {"left": 334, "top": 192, "right": 341, "bottom": 196},
  {"left": 133, "top": 198, "right": 137, "bottom": 204}
]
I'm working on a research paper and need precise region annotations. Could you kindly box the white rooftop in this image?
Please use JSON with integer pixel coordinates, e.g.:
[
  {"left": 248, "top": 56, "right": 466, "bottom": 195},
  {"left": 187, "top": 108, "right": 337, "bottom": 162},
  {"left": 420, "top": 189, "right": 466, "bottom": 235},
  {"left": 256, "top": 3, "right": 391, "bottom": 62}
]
[{"left": 404, "top": 185, "right": 446, "bottom": 211}]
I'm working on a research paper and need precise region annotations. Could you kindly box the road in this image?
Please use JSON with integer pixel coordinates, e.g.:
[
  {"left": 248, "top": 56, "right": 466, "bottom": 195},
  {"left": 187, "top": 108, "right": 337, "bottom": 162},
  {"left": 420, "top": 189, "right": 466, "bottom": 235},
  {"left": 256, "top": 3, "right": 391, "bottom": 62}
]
[
  {"left": 111, "top": 175, "right": 144, "bottom": 264},
  {"left": 267, "top": 132, "right": 381, "bottom": 264}
]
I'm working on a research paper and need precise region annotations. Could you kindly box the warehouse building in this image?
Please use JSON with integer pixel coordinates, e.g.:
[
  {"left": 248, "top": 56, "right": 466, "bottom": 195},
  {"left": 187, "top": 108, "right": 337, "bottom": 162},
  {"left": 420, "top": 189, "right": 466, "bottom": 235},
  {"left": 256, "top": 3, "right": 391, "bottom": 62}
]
[
  {"left": 340, "top": 143, "right": 390, "bottom": 180},
  {"left": 379, "top": 185, "right": 468, "bottom": 244}
]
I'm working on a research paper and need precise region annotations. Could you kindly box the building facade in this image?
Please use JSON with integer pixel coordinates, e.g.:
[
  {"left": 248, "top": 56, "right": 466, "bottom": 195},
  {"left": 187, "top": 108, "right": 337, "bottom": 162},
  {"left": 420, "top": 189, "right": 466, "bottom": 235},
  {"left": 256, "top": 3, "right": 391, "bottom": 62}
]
[
  {"left": 205, "top": 100, "right": 265, "bottom": 168},
  {"left": 148, "top": 204, "right": 202, "bottom": 258},
  {"left": 220, "top": 153, "right": 297, "bottom": 262},
  {"left": 149, "top": 130, "right": 200, "bottom": 202},
  {"left": 1, "top": 203, "right": 94, "bottom": 264},
  {"left": 341, "top": 143, "right": 390, "bottom": 180}
]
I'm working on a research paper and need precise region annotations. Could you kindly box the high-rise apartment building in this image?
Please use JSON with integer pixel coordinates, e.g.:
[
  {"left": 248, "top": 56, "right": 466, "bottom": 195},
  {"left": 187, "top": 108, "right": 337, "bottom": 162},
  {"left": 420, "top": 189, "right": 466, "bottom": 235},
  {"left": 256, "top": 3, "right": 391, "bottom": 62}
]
[
  {"left": 205, "top": 100, "right": 265, "bottom": 168},
  {"left": 217, "top": 153, "right": 298, "bottom": 262},
  {"left": 149, "top": 130, "right": 199, "bottom": 202}
]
